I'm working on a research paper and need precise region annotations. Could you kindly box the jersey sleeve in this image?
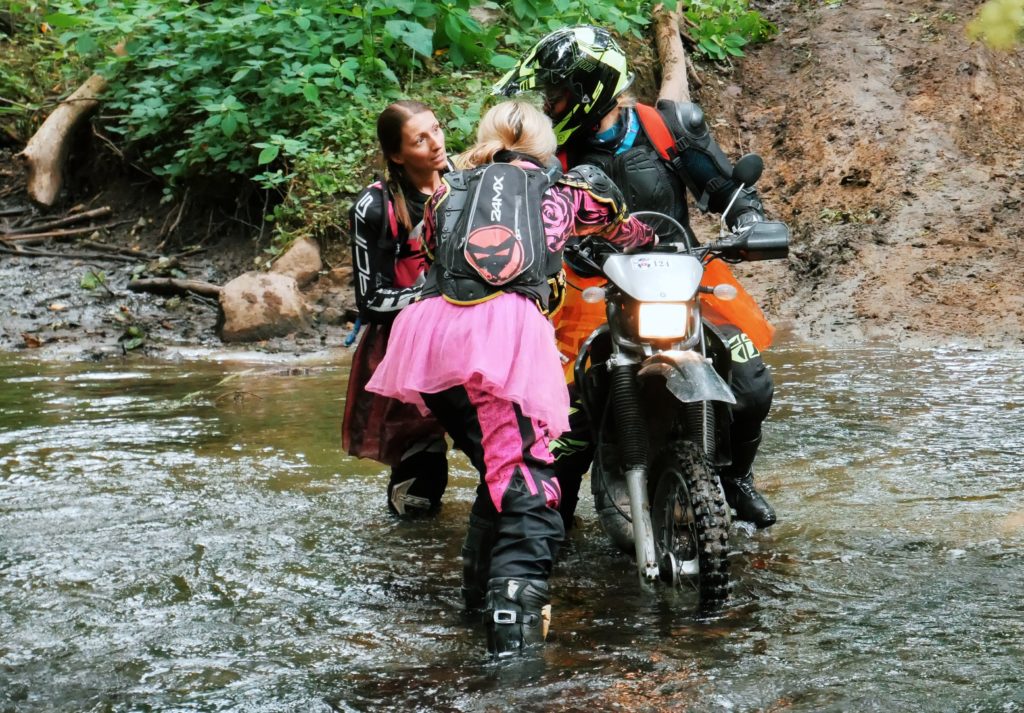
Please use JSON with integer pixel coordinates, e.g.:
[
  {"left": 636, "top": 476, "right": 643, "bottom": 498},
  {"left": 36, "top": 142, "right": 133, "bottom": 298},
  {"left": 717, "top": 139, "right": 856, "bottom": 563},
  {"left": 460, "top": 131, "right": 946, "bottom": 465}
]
[
  {"left": 543, "top": 167, "right": 655, "bottom": 252},
  {"left": 349, "top": 185, "right": 423, "bottom": 322}
]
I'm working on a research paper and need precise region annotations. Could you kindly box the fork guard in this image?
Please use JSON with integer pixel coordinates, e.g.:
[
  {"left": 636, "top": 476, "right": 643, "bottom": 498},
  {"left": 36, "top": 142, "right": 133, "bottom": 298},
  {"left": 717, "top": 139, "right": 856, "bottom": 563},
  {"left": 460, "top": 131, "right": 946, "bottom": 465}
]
[{"left": 638, "top": 351, "right": 736, "bottom": 405}]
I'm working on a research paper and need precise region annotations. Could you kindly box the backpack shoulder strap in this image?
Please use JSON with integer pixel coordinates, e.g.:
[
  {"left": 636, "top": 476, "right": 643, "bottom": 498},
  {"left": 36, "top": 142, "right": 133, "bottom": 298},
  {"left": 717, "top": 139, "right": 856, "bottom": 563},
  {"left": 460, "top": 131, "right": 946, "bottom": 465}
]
[{"left": 634, "top": 103, "right": 674, "bottom": 161}]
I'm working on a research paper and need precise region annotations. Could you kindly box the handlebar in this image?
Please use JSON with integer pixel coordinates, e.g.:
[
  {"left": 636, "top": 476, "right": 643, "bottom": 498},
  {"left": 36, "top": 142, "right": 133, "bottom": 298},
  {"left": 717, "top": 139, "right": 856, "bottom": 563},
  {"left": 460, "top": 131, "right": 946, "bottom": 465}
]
[{"left": 564, "top": 212, "right": 789, "bottom": 277}]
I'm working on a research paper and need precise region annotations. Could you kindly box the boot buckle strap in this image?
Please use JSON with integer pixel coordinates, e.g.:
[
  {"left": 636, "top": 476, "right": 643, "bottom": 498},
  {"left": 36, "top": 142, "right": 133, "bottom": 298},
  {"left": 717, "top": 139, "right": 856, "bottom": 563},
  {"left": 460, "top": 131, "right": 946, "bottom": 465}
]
[{"left": 493, "top": 609, "right": 518, "bottom": 624}]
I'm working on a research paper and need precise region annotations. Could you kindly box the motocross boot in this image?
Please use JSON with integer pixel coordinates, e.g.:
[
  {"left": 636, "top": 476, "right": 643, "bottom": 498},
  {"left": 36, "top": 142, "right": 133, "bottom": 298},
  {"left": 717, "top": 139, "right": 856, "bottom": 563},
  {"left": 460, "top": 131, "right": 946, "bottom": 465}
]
[
  {"left": 386, "top": 447, "right": 448, "bottom": 516},
  {"left": 720, "top": 435, "right": 777, "bottom": 528},
  {"left": 461, "top": 511, "right": 499, "bottom": 611},
  {"left": 483, "top": 577, "right": 552, "bottom": 658}
]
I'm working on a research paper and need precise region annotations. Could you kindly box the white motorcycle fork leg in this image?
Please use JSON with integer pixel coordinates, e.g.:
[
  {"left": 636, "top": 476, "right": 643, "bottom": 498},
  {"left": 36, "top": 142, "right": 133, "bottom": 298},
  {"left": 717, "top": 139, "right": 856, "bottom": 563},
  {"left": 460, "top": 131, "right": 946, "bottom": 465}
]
[{"left": 625, "top": 466, "right": 660, "bottom": 582}]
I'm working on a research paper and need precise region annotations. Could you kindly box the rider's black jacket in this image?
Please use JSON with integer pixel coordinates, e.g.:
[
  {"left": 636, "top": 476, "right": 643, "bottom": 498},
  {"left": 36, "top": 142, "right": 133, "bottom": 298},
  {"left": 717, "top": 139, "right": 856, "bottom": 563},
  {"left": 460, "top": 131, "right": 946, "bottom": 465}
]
[
  {"left": 562, "top": 100, "right": 764, "bottom": 242},
  {"left": 348, "top": 177, "right": 430, "bottom": 324}
]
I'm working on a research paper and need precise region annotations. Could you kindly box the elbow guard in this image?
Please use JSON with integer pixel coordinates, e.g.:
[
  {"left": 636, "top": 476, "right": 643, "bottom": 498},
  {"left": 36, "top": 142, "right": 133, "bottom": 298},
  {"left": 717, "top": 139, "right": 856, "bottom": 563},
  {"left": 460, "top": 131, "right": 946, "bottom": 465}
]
[{"left": 655, "top": 99, "right": 757, "bottom": 215}]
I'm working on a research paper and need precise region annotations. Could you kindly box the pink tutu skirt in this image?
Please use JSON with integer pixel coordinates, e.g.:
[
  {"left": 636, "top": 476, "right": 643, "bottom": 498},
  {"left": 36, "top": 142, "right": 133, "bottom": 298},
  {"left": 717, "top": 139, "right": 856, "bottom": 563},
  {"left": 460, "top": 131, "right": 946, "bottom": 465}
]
[{"left": 365, "top": 292, "right": 570, "bottom": 438}]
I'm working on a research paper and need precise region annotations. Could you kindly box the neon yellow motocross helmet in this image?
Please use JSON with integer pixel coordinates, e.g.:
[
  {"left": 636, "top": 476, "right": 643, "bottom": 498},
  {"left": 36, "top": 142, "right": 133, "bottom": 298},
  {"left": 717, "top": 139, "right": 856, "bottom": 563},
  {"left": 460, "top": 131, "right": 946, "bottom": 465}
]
[{"left": 494, "top": 26, "right": 635, "bottom": 146}]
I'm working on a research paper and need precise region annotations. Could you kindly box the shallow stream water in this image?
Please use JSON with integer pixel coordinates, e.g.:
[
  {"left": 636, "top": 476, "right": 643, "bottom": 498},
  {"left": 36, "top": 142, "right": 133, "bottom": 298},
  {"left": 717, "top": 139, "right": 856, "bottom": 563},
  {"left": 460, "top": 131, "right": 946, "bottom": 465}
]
[{"left": 1, "top": 346, "right": 1022, "bottom": 712}]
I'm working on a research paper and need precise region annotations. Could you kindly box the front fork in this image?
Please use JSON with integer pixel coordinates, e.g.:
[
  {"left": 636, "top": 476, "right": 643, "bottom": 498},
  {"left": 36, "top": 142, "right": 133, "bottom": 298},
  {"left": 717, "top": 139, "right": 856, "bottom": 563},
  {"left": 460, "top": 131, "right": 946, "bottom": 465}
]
[{"left": 608, "top": 353, "right": 660, "bottom": 583}]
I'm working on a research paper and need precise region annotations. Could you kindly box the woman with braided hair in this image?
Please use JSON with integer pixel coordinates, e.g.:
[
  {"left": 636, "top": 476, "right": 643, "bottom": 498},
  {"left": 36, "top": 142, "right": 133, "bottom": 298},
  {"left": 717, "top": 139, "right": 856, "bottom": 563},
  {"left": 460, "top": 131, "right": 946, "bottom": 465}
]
[{"left": 342, "top": 100, "right": 452, "bottom": 516}]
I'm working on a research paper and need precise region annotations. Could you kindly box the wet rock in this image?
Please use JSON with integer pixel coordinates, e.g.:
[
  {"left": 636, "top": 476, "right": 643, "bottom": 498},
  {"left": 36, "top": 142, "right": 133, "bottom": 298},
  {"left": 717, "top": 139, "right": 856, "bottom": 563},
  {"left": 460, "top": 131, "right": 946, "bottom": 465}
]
[
  {"left": 271, "top": 236, "right": 322, "bottom": 287},
  {"left": 322, "top": 266, "right": 353, "bottom": 287},
  {"left": 218, "top": 271, "right": 310, "bottom": 343}
]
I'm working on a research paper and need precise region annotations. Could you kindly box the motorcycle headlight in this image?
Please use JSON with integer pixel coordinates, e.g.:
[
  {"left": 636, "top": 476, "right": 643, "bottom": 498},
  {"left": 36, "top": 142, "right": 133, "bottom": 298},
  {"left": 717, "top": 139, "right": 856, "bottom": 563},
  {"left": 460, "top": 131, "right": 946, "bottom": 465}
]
[{"left": 637, "top": 303, "right": 689, "bottom": 340}]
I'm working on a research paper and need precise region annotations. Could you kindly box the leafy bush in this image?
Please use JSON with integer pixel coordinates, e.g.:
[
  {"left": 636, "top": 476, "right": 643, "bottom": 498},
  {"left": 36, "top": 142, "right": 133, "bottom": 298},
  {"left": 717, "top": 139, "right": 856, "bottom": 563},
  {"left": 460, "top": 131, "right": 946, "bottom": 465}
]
[
  {"left": 684, "top": 0, "right": 778, "bottom": 61},
  {"left": 0, "top": 4, "right": 85, "bottom": 139},
  {"left": 968, "top": 0, "right": 1024, "bottom": 49},
  {"left": 14, "top": 0, "right": 776, "bottom": 250}
]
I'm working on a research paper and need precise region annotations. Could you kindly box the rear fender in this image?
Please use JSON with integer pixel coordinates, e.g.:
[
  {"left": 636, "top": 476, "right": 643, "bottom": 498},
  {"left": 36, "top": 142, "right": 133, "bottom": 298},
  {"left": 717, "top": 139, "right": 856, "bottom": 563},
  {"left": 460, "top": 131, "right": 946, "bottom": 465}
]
[{"left": 638, "top": 350, "right": 736, "bottom": 405}]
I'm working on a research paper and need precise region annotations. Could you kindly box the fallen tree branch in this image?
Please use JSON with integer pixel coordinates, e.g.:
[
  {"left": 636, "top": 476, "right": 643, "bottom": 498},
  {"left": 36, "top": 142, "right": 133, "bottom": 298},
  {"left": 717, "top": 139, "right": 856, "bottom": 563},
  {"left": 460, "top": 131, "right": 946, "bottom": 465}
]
[
  {"left": 655, "top": 4, "right": 691, "bottom": 104},
  {"left": 17, "top": 74, "right": 109, "bottom": 207},
  {"left": 0, "top": 244, "right": 139, "bottom": 262},
  {"left": 127, "top": 277, "right": 222, "bottom": 298},
  {"left": 78, "top": 240, "right": 161, "bottom": 259},
  {"left": 687, "top": 55, "right": 704, "bottom": 93},
  {"left": 5, "top": 206, "right": 113, "bottom": 235},
  {"left": 0, "top": 220, "right": 133, "bottom": 243}
]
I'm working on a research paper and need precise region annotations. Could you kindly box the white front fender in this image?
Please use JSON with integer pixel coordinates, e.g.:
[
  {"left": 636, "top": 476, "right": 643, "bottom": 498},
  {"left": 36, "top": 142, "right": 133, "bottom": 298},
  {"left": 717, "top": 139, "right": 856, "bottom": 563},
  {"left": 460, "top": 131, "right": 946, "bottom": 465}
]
[{"left": 638, "top": 350, "right": 736, "bottom": 405}]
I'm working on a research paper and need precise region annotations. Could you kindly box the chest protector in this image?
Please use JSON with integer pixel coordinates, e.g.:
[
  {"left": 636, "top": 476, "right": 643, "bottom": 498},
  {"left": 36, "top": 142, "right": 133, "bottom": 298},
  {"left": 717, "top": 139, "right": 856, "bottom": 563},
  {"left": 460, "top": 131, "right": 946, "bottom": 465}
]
[{"left": 430, "top": 162, "right": 562, "bottom": 309}]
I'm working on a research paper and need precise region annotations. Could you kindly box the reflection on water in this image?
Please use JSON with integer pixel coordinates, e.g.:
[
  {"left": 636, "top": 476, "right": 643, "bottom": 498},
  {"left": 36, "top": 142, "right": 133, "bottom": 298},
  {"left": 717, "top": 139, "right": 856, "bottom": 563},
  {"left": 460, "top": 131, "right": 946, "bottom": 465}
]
[{"left": 1, "top": 347, "right": 1022, "bottom": 711}]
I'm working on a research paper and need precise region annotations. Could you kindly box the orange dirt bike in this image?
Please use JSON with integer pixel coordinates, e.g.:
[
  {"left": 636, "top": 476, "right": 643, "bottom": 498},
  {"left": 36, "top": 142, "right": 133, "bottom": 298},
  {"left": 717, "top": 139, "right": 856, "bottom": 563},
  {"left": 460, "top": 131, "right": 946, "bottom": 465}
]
[{"left": 563, "top": 155, "right": 789, "bottom": 608}]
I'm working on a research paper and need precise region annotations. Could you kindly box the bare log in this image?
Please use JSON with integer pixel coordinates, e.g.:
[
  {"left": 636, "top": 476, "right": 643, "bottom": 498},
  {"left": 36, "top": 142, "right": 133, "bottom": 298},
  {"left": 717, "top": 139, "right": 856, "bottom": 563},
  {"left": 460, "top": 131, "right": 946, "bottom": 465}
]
[
  {"left": 128, "top": 277, "right": 223, "bottom": 298},
  {"left": 17, "top": 74, "right": 109, "bottom": 207},
  {"left": 655, "top": 4, "right": 690, "bottom": 104}
]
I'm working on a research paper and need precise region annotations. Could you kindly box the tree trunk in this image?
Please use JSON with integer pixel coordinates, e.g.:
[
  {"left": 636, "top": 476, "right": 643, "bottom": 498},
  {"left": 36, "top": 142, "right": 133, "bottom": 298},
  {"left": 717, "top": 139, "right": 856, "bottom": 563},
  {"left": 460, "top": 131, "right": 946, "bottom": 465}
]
[
  {"left": 17, "top": 73, "right": 108, "bottom": 207},
  {"left": 655, "top": 5, "right": 690, "bottom": 104}
]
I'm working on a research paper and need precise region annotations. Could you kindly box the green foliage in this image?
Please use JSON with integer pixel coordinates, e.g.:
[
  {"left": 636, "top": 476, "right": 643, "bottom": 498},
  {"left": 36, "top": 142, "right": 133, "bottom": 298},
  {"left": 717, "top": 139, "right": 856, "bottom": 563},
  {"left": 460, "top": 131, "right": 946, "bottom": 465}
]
[
  {"left": 968, "top": 0, "right": 1024, "bottom": 49},
  {"left": 120, "top": 324, "right": 146, "bottom": 351},
  {"left": 7, "top": 0, "right": 778, "bottom": 248},
  {"left": 45, "top": 0, "right": 405, "bottom": 186},
  {"left": 0, "top": 4, "right": 86, "bottom": 140},
  {"left": 80, "top": 269, "right": 107, "bottom": 290},
  {"left": 500, "top": 0, "right": 654, "bottom": 42},
  {"left": 684, "top": 0, "right": 777, "bottom": 62}
]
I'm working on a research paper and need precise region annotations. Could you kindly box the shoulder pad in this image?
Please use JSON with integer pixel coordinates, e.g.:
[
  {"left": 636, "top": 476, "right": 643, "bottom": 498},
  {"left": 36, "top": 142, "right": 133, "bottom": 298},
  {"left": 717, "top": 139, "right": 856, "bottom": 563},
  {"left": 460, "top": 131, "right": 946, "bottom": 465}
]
[
  {"left": 560, "top": 164, "right": 620, "bottom": 196},
  {"left": 351, "top": 183, "right": 385, "bottom": 223},
  {"left": 559, "top": 163, "right": 627, "bottom": 217},
  {"left": 654, "top": 99, "right": 710, "bottom": 143},
  {"left": 442, "top": 169, "right": 471, "bottom": 191}
]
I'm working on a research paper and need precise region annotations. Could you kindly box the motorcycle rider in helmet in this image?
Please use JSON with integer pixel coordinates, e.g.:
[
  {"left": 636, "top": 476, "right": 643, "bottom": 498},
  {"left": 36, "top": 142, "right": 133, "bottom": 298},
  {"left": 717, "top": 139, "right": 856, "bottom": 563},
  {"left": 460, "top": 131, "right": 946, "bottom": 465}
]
[{"left": 494, "top": 25, "right": 779, "bottom": 530}]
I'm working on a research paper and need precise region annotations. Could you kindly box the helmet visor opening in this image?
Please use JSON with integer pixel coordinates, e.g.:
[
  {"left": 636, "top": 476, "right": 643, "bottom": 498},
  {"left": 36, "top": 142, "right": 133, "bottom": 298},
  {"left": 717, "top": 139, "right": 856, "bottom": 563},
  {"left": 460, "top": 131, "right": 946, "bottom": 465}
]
[{"left": 542, "top": 85, "right": 573, "bottom": 119}]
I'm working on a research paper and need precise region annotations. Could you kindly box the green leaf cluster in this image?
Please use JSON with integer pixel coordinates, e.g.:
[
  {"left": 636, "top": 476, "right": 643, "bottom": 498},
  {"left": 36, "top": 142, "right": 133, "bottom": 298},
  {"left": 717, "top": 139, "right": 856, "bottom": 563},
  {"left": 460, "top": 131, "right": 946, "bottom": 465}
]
[
  {"left": 683, "top": 0, "right": 777, "bottom": 62},
  {"left": 0, "top": 4, "right": 88, "bottom": 138},
  {"left": 968, "top": 0, "right": 1024, "bottom": 49}
]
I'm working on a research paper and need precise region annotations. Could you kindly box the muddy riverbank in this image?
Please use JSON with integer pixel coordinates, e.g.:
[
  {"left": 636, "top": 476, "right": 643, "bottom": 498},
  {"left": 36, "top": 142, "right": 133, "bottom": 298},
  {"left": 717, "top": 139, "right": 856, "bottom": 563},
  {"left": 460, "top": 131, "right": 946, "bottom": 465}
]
[{"left": 2, "top": 0, "right": 1022, "bottom": 357}]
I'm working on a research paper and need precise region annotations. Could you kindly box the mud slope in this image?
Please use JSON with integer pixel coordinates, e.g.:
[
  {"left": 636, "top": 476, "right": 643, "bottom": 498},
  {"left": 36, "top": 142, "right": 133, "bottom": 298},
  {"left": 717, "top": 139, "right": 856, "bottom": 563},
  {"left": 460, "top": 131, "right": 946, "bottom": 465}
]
[{"left": 704, "top": 0, "right": 1024, "bottom": 348}]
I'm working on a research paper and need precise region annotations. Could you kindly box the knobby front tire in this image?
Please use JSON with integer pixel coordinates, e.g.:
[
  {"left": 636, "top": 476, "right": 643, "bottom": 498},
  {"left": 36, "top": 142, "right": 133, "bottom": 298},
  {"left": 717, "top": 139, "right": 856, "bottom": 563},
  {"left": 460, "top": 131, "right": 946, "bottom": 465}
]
[{"left": 651, "top": 440, "right": 731, "bottom": 607}]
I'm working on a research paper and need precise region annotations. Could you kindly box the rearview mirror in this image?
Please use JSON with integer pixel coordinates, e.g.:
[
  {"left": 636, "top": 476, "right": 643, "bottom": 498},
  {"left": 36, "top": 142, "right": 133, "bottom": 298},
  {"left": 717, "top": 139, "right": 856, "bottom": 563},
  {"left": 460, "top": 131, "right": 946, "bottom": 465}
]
[{"left": 732, "top": 154, "right": 764, "bottom": 187}]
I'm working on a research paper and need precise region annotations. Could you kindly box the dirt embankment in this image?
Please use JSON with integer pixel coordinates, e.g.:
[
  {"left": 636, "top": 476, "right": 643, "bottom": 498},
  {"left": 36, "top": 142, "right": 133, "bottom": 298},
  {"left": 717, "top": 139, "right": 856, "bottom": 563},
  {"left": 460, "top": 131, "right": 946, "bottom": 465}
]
[
  {"left": 2, "top": 0, "right": 1022, "bottom": 357},
  {"left": 708, "top": 0, "right": 1024, "bottom": 348}
]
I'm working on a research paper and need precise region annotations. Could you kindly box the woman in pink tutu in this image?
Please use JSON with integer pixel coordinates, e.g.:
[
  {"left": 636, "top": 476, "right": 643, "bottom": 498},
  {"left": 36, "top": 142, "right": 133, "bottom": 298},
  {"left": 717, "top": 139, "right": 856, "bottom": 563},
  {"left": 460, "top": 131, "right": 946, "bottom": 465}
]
[{"left": 366, "top": 100, "right": 655, "bottom": 657}]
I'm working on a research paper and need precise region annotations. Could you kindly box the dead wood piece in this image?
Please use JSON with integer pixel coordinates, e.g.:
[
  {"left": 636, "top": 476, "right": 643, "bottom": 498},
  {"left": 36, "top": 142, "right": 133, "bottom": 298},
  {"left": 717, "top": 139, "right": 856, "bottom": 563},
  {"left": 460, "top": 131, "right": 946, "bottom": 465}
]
[
  {"left": 7, "top": 206, "right": 113, "bottom": 236},
  {"left": 0, "top": 220, "right": 132, "bottom": 242},
  {"left": 655, "top": 5, "right": 691, "bottom": 104},
  {"left": 0, "top": 244, "right": 138, "bottom": 262},
  {"left": 17, "top": 74, "right": 109, "bottom": 207},
  {"left": 128, "top": 277, "right": 223, "bottom": 298},
  {"left": 158, "top": 187, "right": 190, "bottom": 249},
  {"left": 687, "top": 55, "right": 704, "bottom": 92},
  {"left": 79, "top": 240, "right": 160, "bottom": 259}
]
